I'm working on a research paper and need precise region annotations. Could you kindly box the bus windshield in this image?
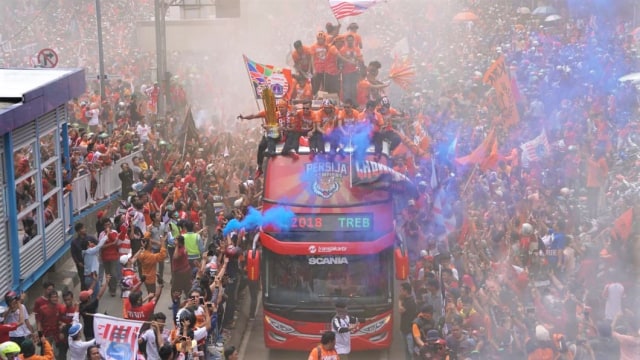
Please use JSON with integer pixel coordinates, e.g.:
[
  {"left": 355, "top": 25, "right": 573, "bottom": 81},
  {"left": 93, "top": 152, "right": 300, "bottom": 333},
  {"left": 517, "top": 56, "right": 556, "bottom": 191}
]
[{"left": 264, "top": 251, "right": 392, "bottom": 307}]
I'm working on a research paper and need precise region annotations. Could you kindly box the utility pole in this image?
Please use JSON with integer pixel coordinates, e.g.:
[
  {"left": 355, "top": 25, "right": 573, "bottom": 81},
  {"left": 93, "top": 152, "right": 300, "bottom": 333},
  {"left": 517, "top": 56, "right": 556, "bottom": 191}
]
[
  {"left": 95, "top": 0, "right": 106, "bottom": 102},
  {"left": 155, "top": 0, "right": 168, "bottom": 119}
]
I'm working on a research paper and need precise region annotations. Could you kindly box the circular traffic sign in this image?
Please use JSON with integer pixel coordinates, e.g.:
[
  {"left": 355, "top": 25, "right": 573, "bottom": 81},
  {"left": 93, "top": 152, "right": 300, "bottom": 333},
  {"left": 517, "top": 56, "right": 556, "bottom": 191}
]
[{"left": 37, "top": 48, "right": 58, "bottom": 68}]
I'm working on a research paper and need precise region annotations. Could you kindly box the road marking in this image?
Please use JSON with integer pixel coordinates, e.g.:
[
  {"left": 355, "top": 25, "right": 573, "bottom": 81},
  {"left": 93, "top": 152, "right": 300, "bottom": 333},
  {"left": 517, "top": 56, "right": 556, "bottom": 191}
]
[{"left": 238, "top": 295, "right": 261, "bottom": 359}]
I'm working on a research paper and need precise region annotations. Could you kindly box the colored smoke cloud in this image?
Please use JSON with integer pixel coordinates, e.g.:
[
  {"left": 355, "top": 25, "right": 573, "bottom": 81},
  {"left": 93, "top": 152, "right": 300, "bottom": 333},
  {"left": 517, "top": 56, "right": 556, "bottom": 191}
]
[{"left": 222, "top": 206, "right": 294, "bottom": 236}]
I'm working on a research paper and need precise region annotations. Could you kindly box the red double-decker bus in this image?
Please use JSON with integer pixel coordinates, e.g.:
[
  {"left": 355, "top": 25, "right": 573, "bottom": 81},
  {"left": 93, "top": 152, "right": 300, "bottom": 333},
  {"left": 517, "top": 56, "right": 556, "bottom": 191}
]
[{"left": 246, "top": 148, "right": 409, "bottom": 352}]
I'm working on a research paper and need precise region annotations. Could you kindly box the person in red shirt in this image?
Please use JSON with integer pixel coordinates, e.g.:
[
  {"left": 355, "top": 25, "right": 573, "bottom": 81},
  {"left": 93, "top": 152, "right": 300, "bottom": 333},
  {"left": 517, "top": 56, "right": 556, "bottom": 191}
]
[
  {"left": 125, "top": 287, "right": 163, "bottom": 321},
  {"left": 57, "top": 290, "right": 78, "bottom": 359},
  {"left": 35, "top": 291, "right": 64, "bottom": 355},
  {"left": 32, "top": 282, "right": 55, "bottom": 332},
  {"left": 99, "top": 219, "right": 120, "bottom": 297},
  {"left": 323, "top": 36, "right": 356, "bottom": 95},
  {"left": 0, "top": 305, "right": 24, "bottom": 343},
  {"left": 171, "top": 235, "right": 192, "bottom": 301}
]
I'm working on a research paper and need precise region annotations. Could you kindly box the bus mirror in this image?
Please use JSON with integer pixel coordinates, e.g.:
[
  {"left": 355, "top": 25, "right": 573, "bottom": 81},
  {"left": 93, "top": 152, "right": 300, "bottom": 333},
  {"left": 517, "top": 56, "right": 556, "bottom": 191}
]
[
  {"left": 394, "top": 248, "right": 409, "bottom": 280},
  {"left": 246, "top": 249, "right": 261, "bottom": 281}
]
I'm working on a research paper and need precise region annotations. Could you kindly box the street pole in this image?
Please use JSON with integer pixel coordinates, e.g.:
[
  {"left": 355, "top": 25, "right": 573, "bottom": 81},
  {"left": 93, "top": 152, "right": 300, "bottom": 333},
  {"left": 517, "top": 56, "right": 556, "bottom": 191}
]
[
  {"left": 155, "top": 0, "right": 168, "bottom": 119},
  {"left": 95, "top": 0, "right": 106, "bottom": 102}
]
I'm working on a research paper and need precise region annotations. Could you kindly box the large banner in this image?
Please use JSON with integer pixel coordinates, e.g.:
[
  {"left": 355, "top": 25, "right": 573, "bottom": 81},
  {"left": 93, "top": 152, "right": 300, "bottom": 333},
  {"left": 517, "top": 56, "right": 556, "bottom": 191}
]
[
  {"left": 483, "top": 55, "right": 520, "bottom": 127},
  {"left": 94, "top": 314, "right": 143, "bottom": 360},
  {"left": 243, "top": 55, "right": 293, "bottom": 100},
  {"left": 351, "top": 160, "right": 417, "bottom": 196}
]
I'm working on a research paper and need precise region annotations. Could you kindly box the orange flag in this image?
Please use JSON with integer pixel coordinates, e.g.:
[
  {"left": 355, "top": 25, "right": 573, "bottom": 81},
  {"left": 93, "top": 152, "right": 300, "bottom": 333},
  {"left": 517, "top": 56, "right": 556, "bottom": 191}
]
[
  {"left": 483, "top": 55, "right": 520, "bottom": 127},
  {"left": 611, "top": 208, "right": 633, "bottom": 242},
  {"left": 481, "top": 135, "right": 499, "bottom": 171},
  {"left": 455, "top": 129, "right": 497, "bottom": 167}
]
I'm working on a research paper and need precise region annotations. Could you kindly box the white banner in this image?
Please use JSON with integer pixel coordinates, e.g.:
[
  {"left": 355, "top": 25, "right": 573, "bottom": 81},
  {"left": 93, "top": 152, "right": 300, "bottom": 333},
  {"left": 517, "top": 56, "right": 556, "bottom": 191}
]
[{"left": 94, "top": 313, "right": 144, "bottom": 360}]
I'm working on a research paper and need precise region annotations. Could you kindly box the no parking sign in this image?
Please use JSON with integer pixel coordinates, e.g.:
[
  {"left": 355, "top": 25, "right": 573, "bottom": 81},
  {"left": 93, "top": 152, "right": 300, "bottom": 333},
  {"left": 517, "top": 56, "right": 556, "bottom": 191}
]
[{"left": 36, "top": 48, "right": 58, "bottom": 68}]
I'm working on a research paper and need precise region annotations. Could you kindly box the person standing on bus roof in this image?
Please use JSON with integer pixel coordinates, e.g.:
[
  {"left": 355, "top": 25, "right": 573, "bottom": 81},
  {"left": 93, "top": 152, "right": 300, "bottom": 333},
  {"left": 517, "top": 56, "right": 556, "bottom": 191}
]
[{"left": 331, "top": 300, "right": 359, "bottom": 360}]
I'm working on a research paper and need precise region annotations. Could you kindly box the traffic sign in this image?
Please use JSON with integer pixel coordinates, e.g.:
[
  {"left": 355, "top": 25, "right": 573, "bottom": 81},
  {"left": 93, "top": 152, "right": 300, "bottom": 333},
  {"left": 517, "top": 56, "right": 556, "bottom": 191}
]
[{"left": 36, "top": 48, "right": 58, "bottom": 68}]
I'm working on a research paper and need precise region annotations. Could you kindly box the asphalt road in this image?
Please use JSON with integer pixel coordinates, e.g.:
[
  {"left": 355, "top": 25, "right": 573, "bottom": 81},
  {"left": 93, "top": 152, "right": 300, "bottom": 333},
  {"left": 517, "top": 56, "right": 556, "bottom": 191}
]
[{"left": 238, "top": 293, "right": 405, "bottom": 360}]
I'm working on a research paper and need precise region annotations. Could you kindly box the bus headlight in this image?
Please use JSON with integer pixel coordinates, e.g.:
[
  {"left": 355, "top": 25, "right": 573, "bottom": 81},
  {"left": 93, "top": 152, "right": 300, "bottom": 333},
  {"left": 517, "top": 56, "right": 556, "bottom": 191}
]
[
  {"left": 358, "top": 315, "right": 390, "bottom": 334},
  {"left": 265, "top": 315, "right": 295, "bottom": 334}
]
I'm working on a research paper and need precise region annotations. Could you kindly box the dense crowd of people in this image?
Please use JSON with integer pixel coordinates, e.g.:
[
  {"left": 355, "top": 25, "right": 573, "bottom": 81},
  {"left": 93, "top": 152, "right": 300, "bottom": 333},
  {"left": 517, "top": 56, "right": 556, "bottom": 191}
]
[{"left": 2, "top": 0, "right": 640, "bottom": 359}]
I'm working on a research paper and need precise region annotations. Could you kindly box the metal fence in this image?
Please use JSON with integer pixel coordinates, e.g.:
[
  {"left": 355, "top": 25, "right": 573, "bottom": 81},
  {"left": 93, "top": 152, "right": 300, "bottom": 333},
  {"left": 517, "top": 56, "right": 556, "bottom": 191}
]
[{"left": 70, "top": 150, "right": 142, "bottom": 213}]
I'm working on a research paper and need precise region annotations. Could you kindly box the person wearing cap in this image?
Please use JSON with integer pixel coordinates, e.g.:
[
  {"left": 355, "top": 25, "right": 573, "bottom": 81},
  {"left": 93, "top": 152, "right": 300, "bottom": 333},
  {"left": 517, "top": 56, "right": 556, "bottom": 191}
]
[
  {"left": 68, "top": 323, "right": 97, "bottom": 360},
  {"left": 0, "top": 304, "right": 24, "bottom": 344},
  {"left": 78, "top": 273, "right": 110, "bottom": 340},
  {"left": 307, "top": 331, "right": 339, "bottom": 360},
  {"left": 138, "top": 231, "right": 167, "bottom": 295},
  {"left": 2, "top": 291, "right": 34, "bottom": 347},
  {"left": 331, "top": 300, "right": 360, "bottom": 359},
  {"left": 310, "top": 99, "right": 339, "bottom": 158},
  {"left": 19, "top": 334, "right": 54, "bottom": 360}
]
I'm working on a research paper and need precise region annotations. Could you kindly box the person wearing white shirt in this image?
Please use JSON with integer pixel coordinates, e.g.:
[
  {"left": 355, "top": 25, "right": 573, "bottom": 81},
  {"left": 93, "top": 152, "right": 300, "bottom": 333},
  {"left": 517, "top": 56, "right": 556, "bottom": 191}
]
[
  {"left": 82, "top": 234, "right": 108, "bottom": 300},
  {"left": 139, "top": 313, "right": 168, "bottom": 360},
  {"left": 68, "top": 323, "right": 96, "bottom": 360},
  {"left": 136, "top": 119, "right": 151, "bottom": 144}
]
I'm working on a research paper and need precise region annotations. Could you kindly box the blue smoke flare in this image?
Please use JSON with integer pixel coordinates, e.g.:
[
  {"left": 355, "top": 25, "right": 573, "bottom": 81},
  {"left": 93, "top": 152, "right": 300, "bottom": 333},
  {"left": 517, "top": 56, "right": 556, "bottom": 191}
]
[{"left": 222, "top": 206, "right": 294, "bottom": 236}]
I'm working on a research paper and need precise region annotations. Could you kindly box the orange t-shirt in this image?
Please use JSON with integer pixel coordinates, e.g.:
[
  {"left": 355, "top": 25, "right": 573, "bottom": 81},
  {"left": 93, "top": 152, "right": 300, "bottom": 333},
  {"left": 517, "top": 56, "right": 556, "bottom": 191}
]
[
  {"left": 324, "top": 45, "right": 341, "bottom": 76},
  {"left": 356, "top": 79, "right": 370, "bottom": 108},
  {"left": 309, "top": 43, "right": 328, "bottom": 72},
  {"left": 313, "top": 109, "right": 337, "bottom": 133},
  {"left": 337, "top": 109, "right": 361, "bottom": 127},
  {"left": 340, "top": 45, "right": 362, "bottom": 74},
  {"left": 290, "top": 78, "right": 313, "bottom": 101},
  {"left": 348, "top": 30, "right": 363, "bottom": 48},
  {"left": 291, "top": 46, "right": 313, "bottom": 74},
  {"left": 360, "top": 110, "right": 384, "bottom": 132},
  {"left": 307, "top": 345, "right": 339, "bottom": 360},
  {"left": 294, "top": 110, "right": 315, "bottom": 132}
]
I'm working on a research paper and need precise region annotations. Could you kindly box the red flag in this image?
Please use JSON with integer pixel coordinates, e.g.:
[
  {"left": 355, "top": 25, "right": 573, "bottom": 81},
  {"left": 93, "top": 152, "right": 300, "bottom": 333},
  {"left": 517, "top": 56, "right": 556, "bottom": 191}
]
[
  {"left": 455, "top": 129, "right": 496, "bottom": 167},
  {"left": 611, "top": 208, "right": 633, "bottom": 242}
]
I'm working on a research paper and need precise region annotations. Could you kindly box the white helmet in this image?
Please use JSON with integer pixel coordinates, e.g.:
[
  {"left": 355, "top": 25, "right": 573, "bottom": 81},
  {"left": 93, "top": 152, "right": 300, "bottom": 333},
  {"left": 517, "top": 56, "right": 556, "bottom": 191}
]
[
  {"left": 120, "top": 254, "right": 132, "bottom": 266},
  {"left": 521, "top": 223, "right": 534, "bottom": 235}
]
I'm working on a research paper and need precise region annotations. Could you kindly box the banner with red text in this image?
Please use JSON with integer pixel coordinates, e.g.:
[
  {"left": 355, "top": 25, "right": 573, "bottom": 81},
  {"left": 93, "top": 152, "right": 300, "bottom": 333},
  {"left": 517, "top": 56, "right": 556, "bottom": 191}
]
[{"left": 94, "top": 314, "right": 143, "bottom": 360}]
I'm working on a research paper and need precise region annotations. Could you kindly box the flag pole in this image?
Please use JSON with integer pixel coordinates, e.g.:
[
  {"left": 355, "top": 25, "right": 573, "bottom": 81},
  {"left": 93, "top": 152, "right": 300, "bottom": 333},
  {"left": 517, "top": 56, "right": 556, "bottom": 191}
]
[
  {"left": 181, "top": 105, "right": 189, "bottom": 161},
  {"left": 242, "top": 54, "right": 263, "bottom": 112}
]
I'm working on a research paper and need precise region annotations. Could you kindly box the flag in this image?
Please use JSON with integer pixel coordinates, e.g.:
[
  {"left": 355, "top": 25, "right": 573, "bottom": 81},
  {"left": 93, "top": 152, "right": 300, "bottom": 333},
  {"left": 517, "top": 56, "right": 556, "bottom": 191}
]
[
  {"left": 94, "top": 314, "right": 143, "bottom": 360},
  {"left": 180, "top": 106, "right": 200, "bottom": 159},
  {"left": 611, "top": 208, "right": 633, "bottom": 242},
  {"left": 329, "top": 0, "right": 378, "bottom": 20},
  {"left": 351, "top": 160, "right": 417, "bottom": 197},
  {"left": 413, "top": 120, "right": 431, "bottom": 153},
  {"left": 455, "top": 129, "right": 497, "bottom": 168},
  {"left": 483, "top": 55, "right": 520, "bottom": 127},
  {"left": 520, "top": 129, "right": 550, "bottom": 163},
  {"left": 243, "top": 55, "right": 293, "bottom": 100},
  {"left": 431, "top": 179, "right": 457, "bottom": 239},
  {"left": 430, "top": 159, "right": 438, "bottom": 189}
]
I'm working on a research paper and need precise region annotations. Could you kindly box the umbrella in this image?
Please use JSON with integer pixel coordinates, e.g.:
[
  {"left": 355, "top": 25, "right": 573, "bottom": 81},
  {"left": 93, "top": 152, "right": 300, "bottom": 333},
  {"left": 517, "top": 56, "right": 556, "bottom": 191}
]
[
  {"left": 532, "top": 5, "right": 557, "bottom": 16},
  {"left": 453, "top": 11, "right": 479, "bottom": 22},
  {"left": 618, "top": 72, "right": 640, "bottom": 83},
  {"left": 516, "top": 7, "right": 531, "bottom": 15},
  {"left": 389, "top": 56, "right": 416, "bottom": 91},
  {"left": 544, "top": 14, "right": 562, "bottom": 22}
]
